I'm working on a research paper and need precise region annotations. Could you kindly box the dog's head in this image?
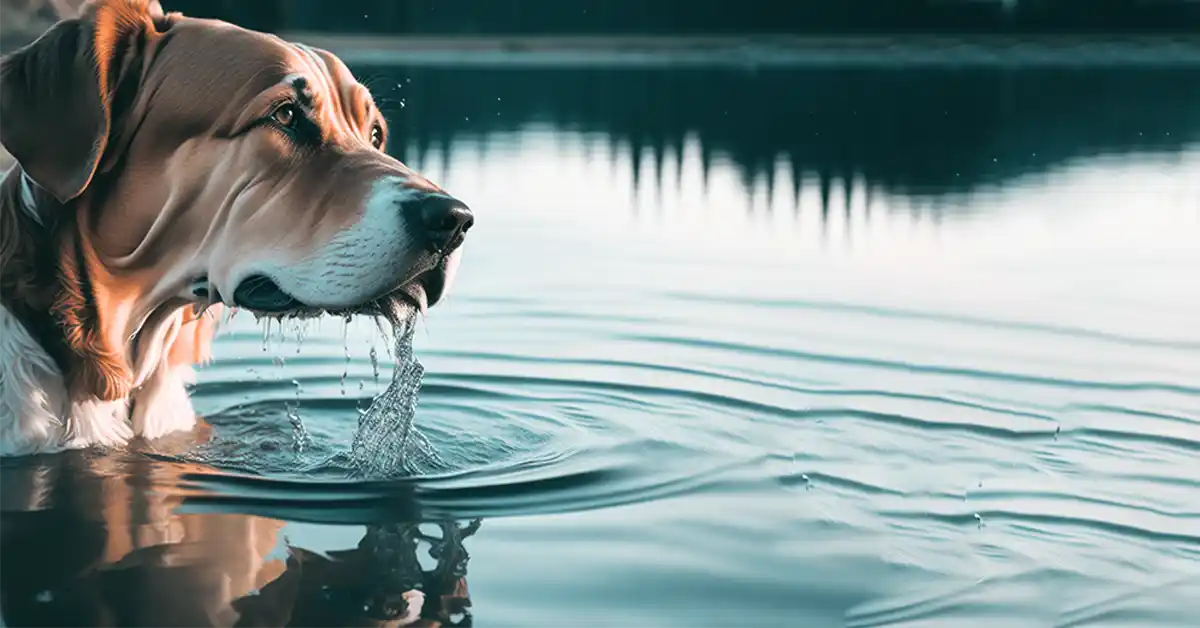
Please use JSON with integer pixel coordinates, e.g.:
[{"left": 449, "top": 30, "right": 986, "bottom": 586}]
[{"left": 1, "top": 0, "right": 471, "bottom": 399}]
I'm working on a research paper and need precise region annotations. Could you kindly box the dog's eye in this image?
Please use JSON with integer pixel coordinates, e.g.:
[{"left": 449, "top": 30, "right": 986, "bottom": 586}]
[
  {"left": 272, "top": 104, "right": 298, "bottom": 128},
  {"left": 370, "top": 124, "right": 384, "bottom": 149}
]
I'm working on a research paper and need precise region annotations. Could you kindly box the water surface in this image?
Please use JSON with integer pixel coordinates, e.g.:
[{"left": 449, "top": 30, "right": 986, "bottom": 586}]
[{"left": 3, "top": 62, "right": 1199, "bottom": 627}]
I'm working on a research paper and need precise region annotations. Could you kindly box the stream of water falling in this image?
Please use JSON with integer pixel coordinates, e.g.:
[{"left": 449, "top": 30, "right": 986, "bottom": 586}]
[{"left": 349, "top": 308, "right": 445, "bottom": 477}]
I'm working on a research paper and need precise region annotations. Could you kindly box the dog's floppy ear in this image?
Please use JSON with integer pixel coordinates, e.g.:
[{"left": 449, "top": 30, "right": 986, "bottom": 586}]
[{"left": 0, "top": 0, "right": 164, "bottom": 203}]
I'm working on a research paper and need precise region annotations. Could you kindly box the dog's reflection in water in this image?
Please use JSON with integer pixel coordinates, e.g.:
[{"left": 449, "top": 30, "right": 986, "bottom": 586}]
[
  {"left": 0, "top": 450, "right": 477, "bottom": 627},
  {"left": 236, "top": 520, "right": 478, "bottom": 627}
]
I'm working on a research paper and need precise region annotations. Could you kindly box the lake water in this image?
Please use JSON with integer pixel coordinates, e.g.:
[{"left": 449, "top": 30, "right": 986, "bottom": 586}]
[{"left": 2, "top": 62, "right": 1199, "bottom": 627}]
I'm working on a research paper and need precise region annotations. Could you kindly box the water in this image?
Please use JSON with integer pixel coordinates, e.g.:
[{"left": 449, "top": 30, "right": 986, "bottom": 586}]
[
  {"left": 2, "top": 61, "right": 1199, "bottom": 627},
  {"left": 350, "top": 308, "right": 446, "bottom": 477}
]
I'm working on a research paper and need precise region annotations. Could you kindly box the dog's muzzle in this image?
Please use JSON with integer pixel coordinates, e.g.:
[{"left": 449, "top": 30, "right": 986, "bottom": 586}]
[{"left": 230, "top": 190, "right": 473, "bottom": 316}]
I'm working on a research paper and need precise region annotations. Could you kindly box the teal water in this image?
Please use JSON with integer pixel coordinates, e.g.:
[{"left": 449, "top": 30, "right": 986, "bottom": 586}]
[{"left": 2, "top": 64, "right": 1199, "bottom": 627}]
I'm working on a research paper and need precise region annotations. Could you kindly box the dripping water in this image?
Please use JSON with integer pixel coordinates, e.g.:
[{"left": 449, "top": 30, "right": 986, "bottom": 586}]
[
  {"left": 287, "top": 378, "right": 310, "bottom": 453},
  {"left": 295, "top": 319, "right": 309, "bottom": 354},
  {"left": 340, "top": 316, "right": 352, "bottom": 396},
  {"left": 369, "top": 345, "right": 381, "bottom": 383},
  {"left": 350, "top": 305, "right": 444, "bottom": 477}
]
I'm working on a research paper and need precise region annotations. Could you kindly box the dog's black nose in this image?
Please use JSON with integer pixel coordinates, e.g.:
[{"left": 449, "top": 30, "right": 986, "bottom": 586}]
[{"left": 415, "top": 194, "right": 473, "bottom": 253}]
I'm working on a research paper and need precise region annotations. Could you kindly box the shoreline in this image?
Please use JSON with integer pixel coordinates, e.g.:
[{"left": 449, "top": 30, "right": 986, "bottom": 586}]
[
  {"left": 281, "top": 33, "right": 1200, "bottom": 67},
  {"left": 4, "top": 32, "right": 1200, "bottom": 64}
]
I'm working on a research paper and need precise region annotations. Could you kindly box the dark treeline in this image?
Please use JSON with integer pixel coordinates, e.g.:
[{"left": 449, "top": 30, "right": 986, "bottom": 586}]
[
  {"left": 164, "top": 0, "right": 1200, "bottom": 36},
  {"left": 373, "top": 65, "right": 1200, "bottom": 202}
]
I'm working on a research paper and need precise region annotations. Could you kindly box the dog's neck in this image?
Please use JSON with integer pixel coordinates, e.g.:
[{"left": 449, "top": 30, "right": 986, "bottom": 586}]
[
  {"left": 0, "top": 166, "right": 145, "bottom": 402},
  {"left": 0, "top": 166, "right": 72, "bottom": 373},
  {"left": 0, "top": 166, "right": 61, "bottom": 274}
]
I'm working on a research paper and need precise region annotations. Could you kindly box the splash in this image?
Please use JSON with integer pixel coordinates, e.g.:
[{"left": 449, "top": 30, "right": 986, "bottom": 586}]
[
  {"left": 287, "top": 379, "right": 310, "bottom": 452},
  {"left": 350, "top": 306, "right": 445, "bottom": 477},
  {"left": 181, "top": 305, "right": 443, "bottom": 478}
]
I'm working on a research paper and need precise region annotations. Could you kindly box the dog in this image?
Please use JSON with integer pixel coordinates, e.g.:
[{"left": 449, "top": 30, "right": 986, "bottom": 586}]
[{"left": 0, "top": 0, "right": 473, "bottom": 456}]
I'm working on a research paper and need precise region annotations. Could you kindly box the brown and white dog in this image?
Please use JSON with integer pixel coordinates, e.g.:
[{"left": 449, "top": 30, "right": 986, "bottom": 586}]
[{"left": 0, "top": 0, "right": 473, "bottom": 456}]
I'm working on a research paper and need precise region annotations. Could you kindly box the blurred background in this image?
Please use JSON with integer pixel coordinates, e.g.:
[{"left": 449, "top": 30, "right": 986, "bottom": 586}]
[{"left": 7, "top": 0, "right": 1200, "bottom": 39}]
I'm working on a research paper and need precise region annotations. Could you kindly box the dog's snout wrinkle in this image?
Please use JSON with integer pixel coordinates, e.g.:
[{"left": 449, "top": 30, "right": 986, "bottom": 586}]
[{"left": 410, "top": 194, "right": 474, "bottom": 253}]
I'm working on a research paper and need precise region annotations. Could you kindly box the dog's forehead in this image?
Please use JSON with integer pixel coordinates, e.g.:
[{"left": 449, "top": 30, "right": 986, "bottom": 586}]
[{"left": 156, "top": 19, "right": 369, "bottom": 108}]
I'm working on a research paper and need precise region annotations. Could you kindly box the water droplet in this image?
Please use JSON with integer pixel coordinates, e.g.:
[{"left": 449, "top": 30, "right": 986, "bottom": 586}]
[
  {"left": 272, "top": 356, "right": 286, "bottom": 367},
  {"left": 296, "top": 322, "right": 308, "bottom": 354},
  {"left": 287, "top": 378, "right": 309, "bottom": 451},
  {"left": 369, "top": 346, "right": 380, "bottom": 382},
  {"left": 974, "top": 513, "right": 984, "bottom": 528},
  {"left": 287, "top": 403, "right": 308, "bottom": 453}
]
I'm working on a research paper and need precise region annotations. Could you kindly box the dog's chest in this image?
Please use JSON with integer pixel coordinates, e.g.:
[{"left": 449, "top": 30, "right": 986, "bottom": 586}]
[
  {"left": 0, "top": 304, "right": 133, "bottom": 455},
  {"left": 0, "top": 303, "right": 69, "bottom": 454}
]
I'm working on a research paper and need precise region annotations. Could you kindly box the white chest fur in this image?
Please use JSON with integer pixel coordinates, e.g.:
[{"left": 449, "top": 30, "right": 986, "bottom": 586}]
[
  {"left": 0, "top": 303, "right": 75, "bottom": 455},
  {"left": 0, "top": 304, "right": 197, "bottom": 456}
]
